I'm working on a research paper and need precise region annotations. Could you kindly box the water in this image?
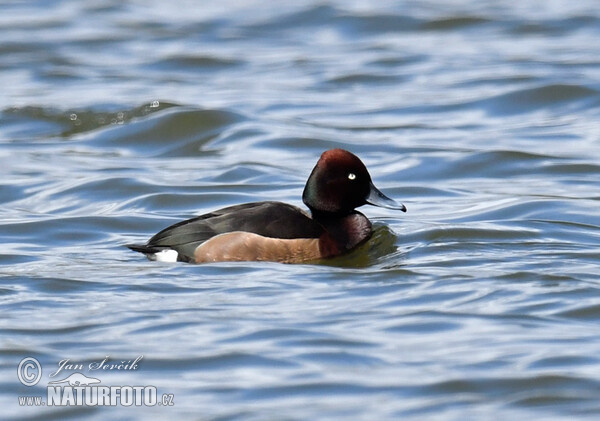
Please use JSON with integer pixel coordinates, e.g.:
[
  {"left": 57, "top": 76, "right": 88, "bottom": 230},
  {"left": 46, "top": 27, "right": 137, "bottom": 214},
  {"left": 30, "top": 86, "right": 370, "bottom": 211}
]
[{"left": 2, "top": 1, "right": 600, "bottom": 419}]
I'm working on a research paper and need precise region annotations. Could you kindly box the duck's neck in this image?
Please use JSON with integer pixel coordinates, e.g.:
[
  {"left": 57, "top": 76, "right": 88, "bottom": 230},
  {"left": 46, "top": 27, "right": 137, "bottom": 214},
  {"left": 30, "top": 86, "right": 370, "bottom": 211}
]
[{"left": 311, "top": 210, "right": 372, "bottom": 255}]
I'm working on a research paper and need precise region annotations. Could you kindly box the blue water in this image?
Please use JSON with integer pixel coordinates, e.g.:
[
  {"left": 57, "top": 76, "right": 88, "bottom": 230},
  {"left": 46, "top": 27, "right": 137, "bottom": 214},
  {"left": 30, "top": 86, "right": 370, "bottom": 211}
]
[{"left": 2, "top": 1, "right": 600, "bottom": 420}]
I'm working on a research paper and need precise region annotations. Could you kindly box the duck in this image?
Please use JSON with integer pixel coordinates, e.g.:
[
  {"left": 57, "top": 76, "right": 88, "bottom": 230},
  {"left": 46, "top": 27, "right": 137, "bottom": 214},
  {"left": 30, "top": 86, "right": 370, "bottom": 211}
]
[{"left": 127, "top": 148, "right": 406, "bottom": 263}]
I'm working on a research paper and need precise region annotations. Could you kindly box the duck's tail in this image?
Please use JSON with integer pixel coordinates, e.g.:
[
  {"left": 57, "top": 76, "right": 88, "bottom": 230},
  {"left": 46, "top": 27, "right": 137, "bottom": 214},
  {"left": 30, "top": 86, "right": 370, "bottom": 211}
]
[
  {"left": 126, "top": 244, "right": 181, "bottom": 262},
  {"left": 126, "top": 243, "right": 161, "bottom": 254}
]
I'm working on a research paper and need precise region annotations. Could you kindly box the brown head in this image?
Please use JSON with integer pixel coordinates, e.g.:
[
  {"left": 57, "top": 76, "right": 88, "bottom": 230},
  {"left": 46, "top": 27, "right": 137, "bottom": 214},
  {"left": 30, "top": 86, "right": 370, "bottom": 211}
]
[{"left": 302, "top": 149, "right": 407, "bottom": 215}]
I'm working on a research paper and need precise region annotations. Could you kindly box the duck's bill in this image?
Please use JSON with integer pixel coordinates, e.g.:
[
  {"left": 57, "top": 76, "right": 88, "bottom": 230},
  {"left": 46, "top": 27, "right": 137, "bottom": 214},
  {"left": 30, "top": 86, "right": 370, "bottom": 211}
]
[{"left": 366, "top": 183, "right": 407, "bottom": 212}]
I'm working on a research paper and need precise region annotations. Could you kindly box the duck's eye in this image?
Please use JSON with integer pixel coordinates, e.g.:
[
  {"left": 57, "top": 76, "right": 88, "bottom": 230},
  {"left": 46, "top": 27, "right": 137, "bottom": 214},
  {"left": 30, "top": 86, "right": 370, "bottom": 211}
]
[{"left": 348, "top": 173, "right": 356, "bottom": 180}]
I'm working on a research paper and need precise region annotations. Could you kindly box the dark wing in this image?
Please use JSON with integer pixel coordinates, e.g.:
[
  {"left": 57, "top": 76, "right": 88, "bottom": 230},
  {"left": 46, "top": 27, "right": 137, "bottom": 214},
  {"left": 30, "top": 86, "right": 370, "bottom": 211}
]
[{"left": 144, "top": 201, "right": 323, "bottom": 260}]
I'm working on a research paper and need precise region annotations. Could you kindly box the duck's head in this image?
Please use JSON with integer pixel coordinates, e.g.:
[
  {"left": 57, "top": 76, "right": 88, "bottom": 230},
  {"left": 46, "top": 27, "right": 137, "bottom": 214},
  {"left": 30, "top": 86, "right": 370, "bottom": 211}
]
[{"left": 302, "top": 149, "right": 407, "bottom": 215}]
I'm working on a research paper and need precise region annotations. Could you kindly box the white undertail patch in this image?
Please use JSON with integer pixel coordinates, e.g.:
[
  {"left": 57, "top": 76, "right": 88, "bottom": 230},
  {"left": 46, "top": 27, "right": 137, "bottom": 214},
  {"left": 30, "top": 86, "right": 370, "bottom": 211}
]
[{"left": 152, "top": 249, "right": 179, "bottom": 263}]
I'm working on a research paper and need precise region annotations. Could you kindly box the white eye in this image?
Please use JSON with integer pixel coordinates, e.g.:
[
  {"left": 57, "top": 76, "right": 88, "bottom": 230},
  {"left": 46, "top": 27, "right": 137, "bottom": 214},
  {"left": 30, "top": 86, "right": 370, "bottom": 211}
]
[{"left": 348, "top": 173, "right": 356, "bottom": 180}]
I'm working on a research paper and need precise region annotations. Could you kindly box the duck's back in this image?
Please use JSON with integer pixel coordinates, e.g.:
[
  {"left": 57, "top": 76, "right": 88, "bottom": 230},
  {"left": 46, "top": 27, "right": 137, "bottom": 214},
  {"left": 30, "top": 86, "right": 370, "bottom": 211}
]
[{"left": 132, "top": 201, "right": 324, "bottom": 262}]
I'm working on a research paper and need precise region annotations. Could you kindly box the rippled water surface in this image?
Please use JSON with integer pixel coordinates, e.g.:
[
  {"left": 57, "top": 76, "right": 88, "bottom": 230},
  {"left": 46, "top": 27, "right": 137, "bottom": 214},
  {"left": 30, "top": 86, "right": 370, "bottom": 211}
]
[{"left": 2, "top": 1, "right": 600, "bottom": 419}]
